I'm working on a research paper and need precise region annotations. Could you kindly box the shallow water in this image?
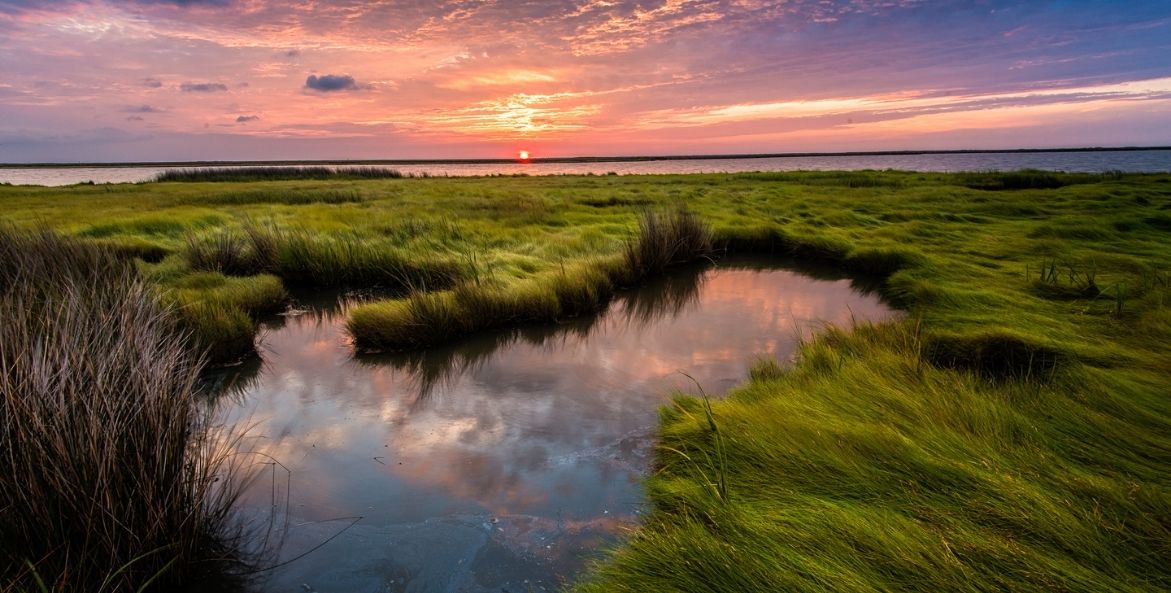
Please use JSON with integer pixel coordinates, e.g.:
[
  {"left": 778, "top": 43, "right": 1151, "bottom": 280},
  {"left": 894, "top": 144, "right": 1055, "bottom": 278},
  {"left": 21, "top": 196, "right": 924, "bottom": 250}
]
[
  {"left": 4, "top": 149, "right": 1170, "bottom": 185},
  {"left": 207, "top": 260, "right": 897, "bottom": 593}
]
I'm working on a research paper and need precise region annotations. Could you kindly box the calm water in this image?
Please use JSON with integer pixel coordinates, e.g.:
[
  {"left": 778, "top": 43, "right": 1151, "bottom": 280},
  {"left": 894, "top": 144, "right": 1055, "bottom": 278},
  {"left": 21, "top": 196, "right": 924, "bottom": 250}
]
[
  {"left": 4, "top": 150, "right": 1170, "bottom": 186},
  {"left": 207, "top": 260, "right": 897, "bottom": 593}
]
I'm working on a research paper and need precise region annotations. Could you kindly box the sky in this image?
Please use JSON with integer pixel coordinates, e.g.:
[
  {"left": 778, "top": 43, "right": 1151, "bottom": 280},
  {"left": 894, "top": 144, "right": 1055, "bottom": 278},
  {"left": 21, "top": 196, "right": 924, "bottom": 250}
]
[{"left": 1, "top": 0, "right": 1170, "bottom": 162}]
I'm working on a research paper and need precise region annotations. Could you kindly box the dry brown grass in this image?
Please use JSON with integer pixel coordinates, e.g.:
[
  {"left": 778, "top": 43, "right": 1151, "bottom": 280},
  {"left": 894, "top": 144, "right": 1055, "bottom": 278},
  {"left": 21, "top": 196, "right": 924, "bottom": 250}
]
[{"left": 0, "top": 228, "right": 251, "bottom": 592}]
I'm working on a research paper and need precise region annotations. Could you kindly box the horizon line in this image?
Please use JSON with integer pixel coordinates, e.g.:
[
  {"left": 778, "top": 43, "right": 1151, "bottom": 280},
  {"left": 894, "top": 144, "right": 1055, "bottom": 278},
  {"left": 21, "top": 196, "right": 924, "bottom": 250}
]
[{"left": 3, "top": 145, "right": 1170, "bottom": 169}]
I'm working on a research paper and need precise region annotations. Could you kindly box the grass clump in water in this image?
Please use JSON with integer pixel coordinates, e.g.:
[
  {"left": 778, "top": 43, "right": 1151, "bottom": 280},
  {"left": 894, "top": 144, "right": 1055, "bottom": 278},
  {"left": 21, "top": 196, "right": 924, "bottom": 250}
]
[
  {"left": 348, "top": 208, "right": 713, "bottom": 351},
  {"left": 347, "top": 262, "right": 605, "bottom": 350},
  {"left": 155, "top": 166, "right": 405, "bottom": 183},
  {"left": 166, "top": 271, "right": 288, "bottom": 363},
  {"left": 0, "top": 228, "right": 252, "bottom": 592}
]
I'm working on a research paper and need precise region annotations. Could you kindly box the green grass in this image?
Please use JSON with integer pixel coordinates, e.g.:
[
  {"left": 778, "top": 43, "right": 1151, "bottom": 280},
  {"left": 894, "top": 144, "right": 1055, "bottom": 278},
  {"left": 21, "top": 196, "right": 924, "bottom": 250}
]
[
  {"left": 347, "top": 208, "right": 712, "bottom": 350},
  {"left": 188, "top": 223, "right": 461, "bottom": 289},
  {"left": 954, "top": 169, "right": 1124, "bottom": 191},
  {"left": 1, "top": 169, "right": 1170, "bottom": 591},
  {"left": 154, "top": 165, "right": 406, "bottom": 182},
  {"left": 575, "top": 322, "right": 1170, "bottom": 593}
]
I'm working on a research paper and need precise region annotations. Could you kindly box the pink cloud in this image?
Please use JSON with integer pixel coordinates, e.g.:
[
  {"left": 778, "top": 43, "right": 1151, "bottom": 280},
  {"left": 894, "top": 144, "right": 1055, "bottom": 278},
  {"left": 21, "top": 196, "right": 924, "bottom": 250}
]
[{"left": 0, "top": 0, "right": 1168, "bottom": 160}]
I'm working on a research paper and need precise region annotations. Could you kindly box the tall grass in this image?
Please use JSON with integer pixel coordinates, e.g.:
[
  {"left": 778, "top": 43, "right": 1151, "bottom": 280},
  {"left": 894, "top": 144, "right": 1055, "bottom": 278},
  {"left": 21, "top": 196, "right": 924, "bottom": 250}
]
[
  {"left": 623, "top": 209, "right": 714, "bottom": 278},
  {"left": 166, "top": 272, "right": 288, "bottom": 363},
  {"left": 154, "top": 166, "right": 405, "bottom": 183},
  {"left": 0, "top": 228, "right": 251, "bottom": 592},
  {"left": 348, "top": 208, "right": 714, "bottom": 351},
  {"left": 955, "top": 169, "right": 1123, "bottom": 190},
  {"left": 576, "top": 321, "right": 1171, "bottom": 593},
  {"left": 186, "top": 223, "right": 461, "bottom": 290},
  {"left": 355, "top": 265, "right": 710, "bottom": 398}
]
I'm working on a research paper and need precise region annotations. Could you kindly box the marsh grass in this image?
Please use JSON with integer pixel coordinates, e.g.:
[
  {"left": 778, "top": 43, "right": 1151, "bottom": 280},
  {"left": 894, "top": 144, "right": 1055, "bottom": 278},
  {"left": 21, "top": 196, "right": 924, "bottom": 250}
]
[
  {"left": 623, "top": 209, "right": 714, "bottom": 278},
  {"left": 186, "top": 232, "right": 255, "bottom": 276},
  {"left": 186, "top": 189, "right": 364, "bottom": 206},
  {"left": 354, "top": 265, "right": 710, "bottom": 398},
  {"left": 4, "top": 171, "right": 1171, "bottom": 593},
  {"left": 187, "top": 223, "right": 461, "bottom": 290},
  {"left": 577, "top": 321, "right": 1171, "bottom": 593},
  {"left": 922, "top": 330, "right": 1068, "bottom": 381},
  {"left": 736, "top": 170, "right": 905, "bottom": 188},
  {"left": 1029, "top": 258, "right": 1102, "bottom": 300},
  {"left": 0, "top": 228, "right": 253, "bottom": 592},
  {"left": 167, "top": 272, "right": 287, "bottom": 363},
  {"left": 955, "top": 169, "right": 1123, "bottom": 190},
  {"left": 94, "top": 236, "right": 171, "bottom": 263},
  {"left": 155, "top": 166, "right": 405, "bottom": 183},
  {"left": 349, "top": 209, "right": 713, "bottom": 351}
]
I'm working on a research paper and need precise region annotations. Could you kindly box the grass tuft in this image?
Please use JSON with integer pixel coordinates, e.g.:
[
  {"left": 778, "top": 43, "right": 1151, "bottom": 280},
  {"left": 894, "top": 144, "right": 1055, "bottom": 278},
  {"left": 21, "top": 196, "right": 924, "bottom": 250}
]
[
  {"left": 349, "top": 209, "right": 714, "bottom": 351},
  {"left": 923, "top": 330, "right": 1069, "bottom": 381},
  {"left": 0, "top": 227, "right": 253, "bottom": 592},
  {"left": 955, "top": 169, "right": 1123, "bottom": 191},
  {"left": 623, "top": 209, "right": 714, "bottom": 278},
  {"left": 748, "top": 356, "right": 786, "bottom": 382}
]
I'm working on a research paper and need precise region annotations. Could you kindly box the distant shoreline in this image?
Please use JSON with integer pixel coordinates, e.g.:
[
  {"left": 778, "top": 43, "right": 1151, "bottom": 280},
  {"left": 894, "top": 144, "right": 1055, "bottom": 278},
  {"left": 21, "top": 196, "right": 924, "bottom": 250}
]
[{"left": 3, "top": 146, "right": 1170, "bottom": 169}]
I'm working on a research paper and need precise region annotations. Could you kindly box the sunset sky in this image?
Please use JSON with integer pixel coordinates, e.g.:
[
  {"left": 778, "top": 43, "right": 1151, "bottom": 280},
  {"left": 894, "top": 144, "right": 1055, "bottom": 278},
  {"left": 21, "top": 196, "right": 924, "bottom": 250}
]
[{"left": 1, "top": 0, "right": 1170, "bottom": 162}]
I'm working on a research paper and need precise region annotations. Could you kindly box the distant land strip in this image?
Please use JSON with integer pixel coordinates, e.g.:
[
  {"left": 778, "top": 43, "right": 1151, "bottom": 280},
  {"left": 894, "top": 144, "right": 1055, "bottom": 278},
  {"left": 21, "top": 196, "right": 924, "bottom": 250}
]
[{"left": 3, "top": 146, "right": 1170, "bottom": 168}]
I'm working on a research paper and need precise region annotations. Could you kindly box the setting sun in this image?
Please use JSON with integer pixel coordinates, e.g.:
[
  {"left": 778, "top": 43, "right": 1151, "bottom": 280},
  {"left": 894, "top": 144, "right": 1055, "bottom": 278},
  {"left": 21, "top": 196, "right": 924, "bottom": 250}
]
[{"left": 518, "top": 150, "right": 530, "bottom": 161}]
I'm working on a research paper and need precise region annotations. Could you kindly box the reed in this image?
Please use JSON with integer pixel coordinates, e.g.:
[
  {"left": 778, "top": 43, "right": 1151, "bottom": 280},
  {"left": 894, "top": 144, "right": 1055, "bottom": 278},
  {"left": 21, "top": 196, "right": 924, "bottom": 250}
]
[
  {"left": 0, "top": 228, "right": 251, "bottom": 592},
  {"left": 623, "top": 209, "right": 714, "bottom": 278}
]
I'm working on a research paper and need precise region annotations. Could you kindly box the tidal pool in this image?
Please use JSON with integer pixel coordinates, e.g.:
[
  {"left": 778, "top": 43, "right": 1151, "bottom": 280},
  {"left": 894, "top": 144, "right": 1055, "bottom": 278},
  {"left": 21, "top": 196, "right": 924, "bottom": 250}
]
[{"left": 207, "top": 259, "right": 897, "bottom": 593}]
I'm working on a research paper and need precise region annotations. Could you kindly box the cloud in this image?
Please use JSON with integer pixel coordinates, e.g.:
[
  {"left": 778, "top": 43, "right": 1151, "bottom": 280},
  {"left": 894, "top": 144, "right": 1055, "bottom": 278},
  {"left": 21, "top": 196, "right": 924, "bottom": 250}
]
[
  {"left": 236, "top": 114, "right": 260, "bottom": 122},
  {"left": 145, "top": 0, "right": 231, "bottom": 5},
  {"left": 180, "top": 82, "right": 228, "bottom": 92},
  {"left": 1, "top": 0, "right": 1170, "bottom": 160},
  {"left": 125, "top": 116, "right": 144, "bottom": 121},
  {"left": 304, "top": 74, "right": 359, "bottom": 92},
  {"left": 0, "top": 0, "right": 230, "bottom": 13}
]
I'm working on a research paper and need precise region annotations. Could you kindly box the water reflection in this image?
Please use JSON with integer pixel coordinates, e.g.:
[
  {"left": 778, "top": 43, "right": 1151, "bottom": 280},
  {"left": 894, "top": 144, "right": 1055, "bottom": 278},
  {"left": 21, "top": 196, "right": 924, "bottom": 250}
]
[
  {"left": 210, "top": 258, "right": 896, "bottom": 593},
  {"left": 354, "top": 265, "right": 709, "bottom": 402},
  {"left": 5, "top": 149, "right": 1171, "bottom": 185}
]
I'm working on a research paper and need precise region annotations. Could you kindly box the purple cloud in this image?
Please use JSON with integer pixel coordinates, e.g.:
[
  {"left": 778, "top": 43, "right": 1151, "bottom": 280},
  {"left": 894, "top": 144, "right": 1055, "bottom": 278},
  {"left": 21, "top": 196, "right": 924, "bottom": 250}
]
[
  {"left": 180, "top": 82, "right": 227, "bottom": 92},
  {"left": 0, "top": 0, "right": 1169, "bottom": 161},
  {"left": 305, "top": 74, "right": 358, "bottom": 92}
]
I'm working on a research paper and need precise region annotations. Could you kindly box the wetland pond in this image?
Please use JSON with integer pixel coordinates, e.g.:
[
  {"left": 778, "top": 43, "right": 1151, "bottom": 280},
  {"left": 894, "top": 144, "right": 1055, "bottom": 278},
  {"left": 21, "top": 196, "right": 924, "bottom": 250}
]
[{"left": 206, "top": 258, "right": 898, "bottom": 593}]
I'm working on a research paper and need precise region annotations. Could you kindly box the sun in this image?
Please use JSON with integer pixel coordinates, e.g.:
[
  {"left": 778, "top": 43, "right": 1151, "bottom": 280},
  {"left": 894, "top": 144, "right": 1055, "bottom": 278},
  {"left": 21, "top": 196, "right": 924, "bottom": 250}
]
[{"left": 518, "top": 149, "right": 530, "bottom": 161}]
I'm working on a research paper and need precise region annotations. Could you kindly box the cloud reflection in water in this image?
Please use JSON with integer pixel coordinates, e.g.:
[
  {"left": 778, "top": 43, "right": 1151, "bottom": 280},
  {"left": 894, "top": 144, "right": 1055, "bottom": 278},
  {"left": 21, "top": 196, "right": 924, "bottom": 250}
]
[{"left": 208, "top": 258, "right": 896, "bottom": 592}]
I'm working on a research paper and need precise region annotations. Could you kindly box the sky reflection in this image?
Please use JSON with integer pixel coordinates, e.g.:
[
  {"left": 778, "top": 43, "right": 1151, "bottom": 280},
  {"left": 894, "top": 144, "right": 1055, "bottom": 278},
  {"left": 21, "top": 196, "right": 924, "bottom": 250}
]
[{"left": 211, "top": 260, "right": 896, "bottom": 593}]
